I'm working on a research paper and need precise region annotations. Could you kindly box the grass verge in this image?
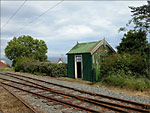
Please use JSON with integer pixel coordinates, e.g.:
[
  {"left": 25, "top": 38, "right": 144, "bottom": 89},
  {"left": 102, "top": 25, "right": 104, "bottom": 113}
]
[
  {"left": 0, "top": 68, "right": 14, "bottom": 72},
  {"left": 0, "top": 86, "right": 34, "bottom": 113},
  {"left": 98, "top": 75, "right": 150, "bottom": 92}
]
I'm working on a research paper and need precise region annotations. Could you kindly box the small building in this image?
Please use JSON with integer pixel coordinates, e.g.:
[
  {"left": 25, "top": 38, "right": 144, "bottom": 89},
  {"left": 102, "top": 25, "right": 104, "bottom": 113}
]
[
  {"left": 0, "top": 59, "right": 6, "bottom": 64},
  {"left": 58, "top": 58, "right": 63, "bottom": 64},
  {"left": 66, "top": 39, "right": 115, "bottom": 81},
  {"left": 0, "top": 60, "right": 9, "bottom": 68}
]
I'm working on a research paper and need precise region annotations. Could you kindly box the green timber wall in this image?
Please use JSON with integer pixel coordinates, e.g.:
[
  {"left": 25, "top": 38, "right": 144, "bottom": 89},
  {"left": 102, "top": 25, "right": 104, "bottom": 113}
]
[
  {"left": 82, "top": 54, "right": 93, "bottom": 81},
  {"left": 67, "top": 53, "right": 93, "bottom": 81},
  {"left": 67, "top": 54, "right": 75, "bottom": 78}
]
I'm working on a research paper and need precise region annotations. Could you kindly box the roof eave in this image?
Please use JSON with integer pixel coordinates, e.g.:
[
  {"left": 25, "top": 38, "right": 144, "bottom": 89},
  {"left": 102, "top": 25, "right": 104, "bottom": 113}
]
[
  {"left": 90, "top": 40, "right": 116, "bottom": 55},
  {"left": 66, "top": 52, "right": 91, "bottom": 55},
  {"left": 90, "top": 40, "right": 103, "bottom": 55}
]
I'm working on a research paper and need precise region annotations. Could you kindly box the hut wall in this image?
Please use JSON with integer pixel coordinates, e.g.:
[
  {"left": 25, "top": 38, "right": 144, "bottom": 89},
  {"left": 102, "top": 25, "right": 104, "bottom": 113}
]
[
  {"left": 67, "top": 54, "right": 75, "bottom": 78},
  {"left": 92, "top": 45, "right": 114, "bottom": 81},
  {"left": 82, "top": 54, "right": 93, "bottom": 81}
]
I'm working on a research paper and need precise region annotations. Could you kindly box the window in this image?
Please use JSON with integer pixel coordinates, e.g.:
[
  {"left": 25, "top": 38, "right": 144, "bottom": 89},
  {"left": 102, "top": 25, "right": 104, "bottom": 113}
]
[{"left": 77, "top": 56, "right": 81, "bottom": 62}]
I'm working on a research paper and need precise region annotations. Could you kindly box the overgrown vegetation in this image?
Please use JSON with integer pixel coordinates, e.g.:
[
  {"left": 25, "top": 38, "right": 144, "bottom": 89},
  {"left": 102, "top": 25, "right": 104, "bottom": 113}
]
[
  {"left": 98, "top": 53, "right": 150, "bottom": 91},
  {"left": 101, "top": 75, "right": 150, "bottom": 91},
  {"left": 98, "top": 2, "right": 150, "bottom": 91},
  {"left": 100, "top": 53, "right": 148, "bottom": 78},
  {"left": 15, "top": 57, "right": 67, "bottom": 77}
]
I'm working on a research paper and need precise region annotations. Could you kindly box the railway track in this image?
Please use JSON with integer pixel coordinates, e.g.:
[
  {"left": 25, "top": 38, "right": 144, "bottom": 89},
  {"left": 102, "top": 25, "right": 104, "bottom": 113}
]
[
  {"left": 0, "top": 81, "right": 38, "bottom": 113},
  {"left": 0, "top": 72, "right": 150, "bottom": 113}
]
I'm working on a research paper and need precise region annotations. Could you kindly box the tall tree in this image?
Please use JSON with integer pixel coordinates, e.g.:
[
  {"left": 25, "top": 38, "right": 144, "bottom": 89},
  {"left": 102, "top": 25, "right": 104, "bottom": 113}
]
[
  {"left": 116, "top": 29, "right": 148, "bottom": 55},
  {"left": 5, "top": 35, "right": 48, "bottom": 66},
  {"left": 118, "top": 1, "right": 150, "bottom": 77},
  {"left": 119, "top": 1, "right": 150, "bottom": 33}
]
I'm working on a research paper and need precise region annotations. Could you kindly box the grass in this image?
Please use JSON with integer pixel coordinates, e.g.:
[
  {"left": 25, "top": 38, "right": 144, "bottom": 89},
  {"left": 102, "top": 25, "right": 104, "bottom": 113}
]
[
  {"left": 0, "top": 86, "right": 34, "bottom": 113},
  {"left": 98, "top": 75, "right": 150, "bottom": 92},
  {"left": 0, "top": 68, "right": 14, "bottom": 72}
]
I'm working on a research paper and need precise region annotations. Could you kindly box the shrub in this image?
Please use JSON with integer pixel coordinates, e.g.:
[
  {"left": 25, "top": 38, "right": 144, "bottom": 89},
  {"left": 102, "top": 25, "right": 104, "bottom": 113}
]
[
  {"left": 100, "top": 53, "right": 147, "bottom": 78},
  {"left": 15, "top": 57, "right": 67, "bottom": 77},
  {"left": 102, "top": 74, "right": 126, "bottom": 88},
  {"left": 101, "top": 75, "right": 150, "bottom": 91},
  {"left": 130, "top": 54, "right": 147, "bottom": 77},
  {"left": 52, "top": 63, "right": 67, "bottom": 77},
  {"left": 23, "top": 60, "right": 39, "bottom": 73},
  {"left": 15, "top": 57, "right": 35, "bottom": 72}
]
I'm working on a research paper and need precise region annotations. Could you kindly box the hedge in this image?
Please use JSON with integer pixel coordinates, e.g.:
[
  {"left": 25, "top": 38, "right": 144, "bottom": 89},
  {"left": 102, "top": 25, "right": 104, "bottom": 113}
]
[
  {"left": 15, "top": 57, "right": 67, "bottom": 77},
  {"left": 99, "top": 53, "right": 148, "bottom": 79}
]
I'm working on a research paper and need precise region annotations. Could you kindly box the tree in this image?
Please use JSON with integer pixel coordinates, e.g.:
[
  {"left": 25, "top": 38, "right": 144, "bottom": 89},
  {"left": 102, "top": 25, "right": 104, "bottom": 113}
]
[
  {"left": 119, "top": 1, "right": 150, "bottom": 33},
  {"left": 5, "top": 35, "right": 48, "bottom": 66},
  {"left": 118, "top": 1, "right": 150, "bottom": 77},
  {"left": 116, "top": 29, "right": 148, "bottom": 55}
]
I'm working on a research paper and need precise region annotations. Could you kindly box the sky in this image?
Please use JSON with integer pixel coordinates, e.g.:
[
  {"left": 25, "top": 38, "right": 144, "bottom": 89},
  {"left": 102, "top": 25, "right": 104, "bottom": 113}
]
[{"left": 0, "top": 0, "right": 148, "bottom": 59}]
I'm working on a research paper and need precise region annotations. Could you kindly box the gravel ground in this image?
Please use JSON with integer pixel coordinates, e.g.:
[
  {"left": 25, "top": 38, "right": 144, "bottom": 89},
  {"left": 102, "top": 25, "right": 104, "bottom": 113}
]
[
  {"left": 1, "top": 72, "right": 150, "bottom": 113},
  {"left": 8, "top": 72, "right": 150, "bottom": 105}
]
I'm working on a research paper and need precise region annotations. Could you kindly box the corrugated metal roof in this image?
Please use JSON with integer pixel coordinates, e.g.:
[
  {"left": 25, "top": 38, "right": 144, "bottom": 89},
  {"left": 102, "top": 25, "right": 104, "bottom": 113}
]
[{"left": 67, "top": 41, "right": 101, "bottom": 54}]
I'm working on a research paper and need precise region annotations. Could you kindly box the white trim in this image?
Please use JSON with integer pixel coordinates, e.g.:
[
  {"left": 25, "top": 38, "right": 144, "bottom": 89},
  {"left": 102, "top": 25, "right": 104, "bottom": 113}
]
[
  {"left": 105, "top": 41, "right": 116, "bottom": 53},
  {"left": 75, "top": 56, "right": 77, "bottom": 79},
  {"left": 74, "top": 55, "right": 83, "bottom": 79},
  {"left": 91, "top": 40, "right": 103, "bottom": 55},
  {"left": 91, "top": 40, "right": 116, "bottom": 54}
]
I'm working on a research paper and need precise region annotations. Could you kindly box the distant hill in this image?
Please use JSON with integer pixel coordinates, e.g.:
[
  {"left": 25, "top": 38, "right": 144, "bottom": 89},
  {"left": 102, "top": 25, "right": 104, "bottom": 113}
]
[
  {"left": 48, "top": 57, "right": 67, "bottom": 63},
  {"left": 1, "top": 56, "right": 67, "bottom": 66}
]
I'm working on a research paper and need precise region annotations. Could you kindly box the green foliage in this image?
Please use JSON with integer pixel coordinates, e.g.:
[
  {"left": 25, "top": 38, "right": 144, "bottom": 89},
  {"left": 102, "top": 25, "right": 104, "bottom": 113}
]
[
  {"left": 23, "top": 60, "right": 39, "bottom": 73},
  {"left": 116, "top": 29, "right": 148, "bottom": 55},
  {"left": 52, "top": 63, "right": 67, "bottom": 77},
  {"left": 119, "top": 2, "right": 150, "bottom": 32},
  {"left": 100, "top": 53, "right": 147, "bottom": 78},
  {"left": 101, "top": 74, "right": 127, "bottom": 88},
  {"left": 0, "top": 68, "right": 14, "bottom": 72},
  {"left": 128, "top": 4, "right": 150, "bottom": 32},
  {"left": 100, "top": 74, "right": 150, "bottom": 91},
  {"left": 98, "top": 53, "right": 150, "bottom": 91},
  {"left": 15, "top": 57, "right": 35, "bottom": 72},
  {"left": 5, "top": 35, "right": 48, "bottom": 66},
  {"left": 15, "top": 58, "right": 67, "bottom": 77}
]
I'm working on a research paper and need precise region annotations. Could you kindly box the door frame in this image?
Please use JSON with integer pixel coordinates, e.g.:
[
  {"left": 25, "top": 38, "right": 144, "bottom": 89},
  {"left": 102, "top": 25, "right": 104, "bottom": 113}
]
[{"left": 75, "top": 55, "right": 83, "bottom": 79}]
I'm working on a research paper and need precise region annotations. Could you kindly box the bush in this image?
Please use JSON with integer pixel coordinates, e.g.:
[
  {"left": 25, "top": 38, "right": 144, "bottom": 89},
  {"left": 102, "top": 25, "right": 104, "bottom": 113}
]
[
  {"left": 100, "top": 53, "right": 147, "bottom": 78},
  {"left": 99, "top": 53, "right": 150, "bottom": 91},
  {"left": 101, "top": 75, "right": 150, "bottom": 91},
  {"left": 15, "top": 57, "right": 67, "bottom": 77},
  {"left": 52, "top": 63, "right": 67, "bottom": 77},
  {"left": 23, "top": 60, "right": 39, "bottom": 73},
  {"left": 102, "top": 74, "right": 126, "bottom": 88},
  {"left": 15, "top": 57, "right": 35, "bottom": 72}
]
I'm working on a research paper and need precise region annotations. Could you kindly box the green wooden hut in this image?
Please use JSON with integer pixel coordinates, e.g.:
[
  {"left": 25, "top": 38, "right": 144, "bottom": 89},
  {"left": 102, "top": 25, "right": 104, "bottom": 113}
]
[{"left": 66, "top": 39, "right": 115, "bottom": 82}]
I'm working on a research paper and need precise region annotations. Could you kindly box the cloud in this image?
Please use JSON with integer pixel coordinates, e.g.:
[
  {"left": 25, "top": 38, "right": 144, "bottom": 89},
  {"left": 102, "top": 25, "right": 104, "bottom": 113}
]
[
  {"left": 57, "top": 25, "right": 94, "bottom": 37},
  {"left": 1, "top": 1, "right": 147, "bottom": 57}
]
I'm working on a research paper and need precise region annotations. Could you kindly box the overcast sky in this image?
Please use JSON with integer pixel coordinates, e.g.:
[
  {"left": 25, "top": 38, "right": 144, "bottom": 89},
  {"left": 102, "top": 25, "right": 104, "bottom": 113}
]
[{"left": 1, "top": 1, "right": 147, "bottom": 58}]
